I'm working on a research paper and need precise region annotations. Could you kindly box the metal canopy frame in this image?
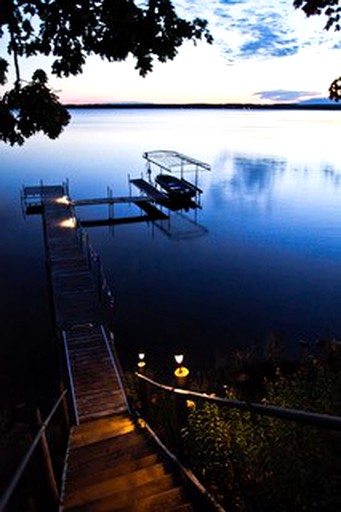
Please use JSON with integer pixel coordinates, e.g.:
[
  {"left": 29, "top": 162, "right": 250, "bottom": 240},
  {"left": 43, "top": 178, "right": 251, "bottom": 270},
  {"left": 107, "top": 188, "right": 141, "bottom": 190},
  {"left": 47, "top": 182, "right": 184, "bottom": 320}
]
[{"left": 143, "top": 150, "right": 211, "bottom": 175}]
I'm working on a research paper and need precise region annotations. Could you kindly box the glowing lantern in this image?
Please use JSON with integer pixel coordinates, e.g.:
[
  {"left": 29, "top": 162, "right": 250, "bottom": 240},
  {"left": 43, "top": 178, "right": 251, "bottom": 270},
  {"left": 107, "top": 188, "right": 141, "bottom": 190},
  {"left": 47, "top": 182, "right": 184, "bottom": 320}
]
[
  {"left": 174, "top": 354, "right": 189, "bottom": 381},
  {"left": 137, "top": 353, "right": 146, "bottom": 369}
]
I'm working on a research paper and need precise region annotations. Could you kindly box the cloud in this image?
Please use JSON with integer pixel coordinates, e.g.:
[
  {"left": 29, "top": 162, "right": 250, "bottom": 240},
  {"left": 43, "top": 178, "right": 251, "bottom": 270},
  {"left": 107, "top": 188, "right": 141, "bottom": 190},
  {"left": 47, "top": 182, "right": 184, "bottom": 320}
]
[
  {"left": 254, "top": 89, "right": 323, "bottom": 102},
  {"left": 174, "top": 0, "right": 340, "bottom": 62}
]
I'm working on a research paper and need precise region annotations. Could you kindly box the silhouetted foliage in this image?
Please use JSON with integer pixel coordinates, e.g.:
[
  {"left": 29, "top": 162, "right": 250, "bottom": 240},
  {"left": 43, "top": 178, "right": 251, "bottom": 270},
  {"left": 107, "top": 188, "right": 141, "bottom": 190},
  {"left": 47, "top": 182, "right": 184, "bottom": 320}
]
[
  {"left": 0, "top": 0, "right": 212, "bottom": 145},
  {"left": 294, "top": 0, "right": 341, "bottom": 100},
  {"left": 329, "top": 75, "right": 341, "bottom": 100},
  {"left": 1, "top": 69, "right": 71, "bottom": 144},
  {"left": 294, "top": 0, "right": 341, "bottom": 29}
]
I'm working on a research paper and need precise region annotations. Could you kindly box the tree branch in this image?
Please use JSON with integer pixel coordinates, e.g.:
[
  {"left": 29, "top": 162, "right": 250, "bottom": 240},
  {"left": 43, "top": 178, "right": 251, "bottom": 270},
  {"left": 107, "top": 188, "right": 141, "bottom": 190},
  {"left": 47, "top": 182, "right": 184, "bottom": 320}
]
[{"left": 8, "top": 0, "right": 21, "bottom": 84}]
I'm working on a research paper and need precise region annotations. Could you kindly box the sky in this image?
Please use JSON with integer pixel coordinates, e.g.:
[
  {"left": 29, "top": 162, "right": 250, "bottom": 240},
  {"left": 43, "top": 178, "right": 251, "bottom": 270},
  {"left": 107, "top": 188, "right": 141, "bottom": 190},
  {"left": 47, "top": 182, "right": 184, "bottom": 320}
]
[{"left": 1, "top": 0, "right": 341, "bottom": 104}]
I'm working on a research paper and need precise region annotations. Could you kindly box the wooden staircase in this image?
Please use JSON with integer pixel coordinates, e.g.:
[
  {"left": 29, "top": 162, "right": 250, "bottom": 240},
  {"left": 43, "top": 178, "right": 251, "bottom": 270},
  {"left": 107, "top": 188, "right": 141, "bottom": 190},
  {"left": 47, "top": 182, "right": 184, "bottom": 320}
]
[{"left": 60, "top": 415, "right": 195, "bottom": 512}]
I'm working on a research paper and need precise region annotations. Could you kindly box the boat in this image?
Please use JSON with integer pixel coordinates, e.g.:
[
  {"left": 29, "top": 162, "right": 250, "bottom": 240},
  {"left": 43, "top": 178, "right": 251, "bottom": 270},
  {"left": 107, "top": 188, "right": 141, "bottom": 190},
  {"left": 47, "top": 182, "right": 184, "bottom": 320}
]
[{"left": 155, "top": 174, "right": 196, "bottom": 199}]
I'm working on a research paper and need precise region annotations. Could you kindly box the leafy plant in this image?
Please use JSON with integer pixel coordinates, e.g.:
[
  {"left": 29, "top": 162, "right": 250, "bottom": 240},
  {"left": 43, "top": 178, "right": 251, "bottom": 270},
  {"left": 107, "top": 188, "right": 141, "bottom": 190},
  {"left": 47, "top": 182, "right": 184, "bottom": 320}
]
[{"left": 181, "top": 361, "right": 339, "bottom": 512}]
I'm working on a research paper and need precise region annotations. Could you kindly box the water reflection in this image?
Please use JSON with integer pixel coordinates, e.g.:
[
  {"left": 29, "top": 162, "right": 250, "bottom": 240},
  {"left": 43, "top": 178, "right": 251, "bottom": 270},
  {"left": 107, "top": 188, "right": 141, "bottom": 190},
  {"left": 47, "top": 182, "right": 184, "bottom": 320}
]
[
  {"left": 322, "top": 165, "right": 341, "bottom": 187},
  {"left": 2, "top": 108, "right": 341, "bottom": 401},
  {"left": 208, "top": 152, "right": 286, "bottom": 215},
  {"left": 231, "top": 155, "right": 285, "bottom": 195}
]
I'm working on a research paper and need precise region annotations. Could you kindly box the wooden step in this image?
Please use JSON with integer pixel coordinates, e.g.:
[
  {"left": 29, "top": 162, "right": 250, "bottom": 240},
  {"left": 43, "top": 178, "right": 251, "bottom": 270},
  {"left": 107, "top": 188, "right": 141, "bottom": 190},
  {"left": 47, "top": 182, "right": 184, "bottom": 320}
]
[
  {"left": 74, "top": 384, "right": 122, "bottom": 397},
  {"left": 134, "top": 486, "right": 188, "bottom": 512},
  {"left": 78, "top": 405, "right": 127, "bottom": 423},
  {"left": 63, "top": 463, "right": 170, "bottom": 509},
  {"left": 168, "top": 505, "right": 193, "bottom": 512},
  {"left": 66, "top": 442, "right": 155, "bottom": 484},
  {"left": 68, "top": 454, "right": 160, "bottom": 492},
  {"left": 71, "top": 373, "right": 119, "bottom": 386},
  {"left": 64, "top": 479, "right": 185, "bottom": 511},
  {"left": 61, "top": 416, "right": 197, "bottom": 512},
  {"left": 75, "top": 390, "right": 123, "bottom": 405},
  {"left": 70, "top": 422, "right": 145, "bottom": 456},
  {"left": 70, "top": 416, "right": 135, "bottom": 448},
  {"left": 67, "top": 433, "right": 153, "bottom": 475}
]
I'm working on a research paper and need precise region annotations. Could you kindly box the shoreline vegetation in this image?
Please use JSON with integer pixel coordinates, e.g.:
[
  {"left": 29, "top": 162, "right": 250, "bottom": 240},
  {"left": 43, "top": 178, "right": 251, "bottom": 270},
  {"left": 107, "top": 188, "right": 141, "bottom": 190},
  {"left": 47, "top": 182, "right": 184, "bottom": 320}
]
[
  {"left": 1, "top": 341, "right": 339, "bottom": 509},
  {"left": 64, "top": 102, "right": 341, "bottom": 110},
  {"left": 127, "top": 340, "right": 341, "bottom": 512}
]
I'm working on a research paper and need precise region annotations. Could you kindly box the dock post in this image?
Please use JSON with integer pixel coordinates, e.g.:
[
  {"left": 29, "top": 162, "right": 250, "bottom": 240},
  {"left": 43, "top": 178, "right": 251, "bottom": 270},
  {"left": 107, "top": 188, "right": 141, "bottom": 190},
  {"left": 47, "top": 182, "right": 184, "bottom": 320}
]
[
  {"left": 64, "top": 178, "right": 70, "bottom": 197},
  {"left": 20, "top": 186, "right": 26, "bottom": 219},
  {"left": 147, "top": 163, "right": 152, "bottom": 183},
  {"left": 128, "top": 173, "right": 132, "bottom": 199},
  {"left": 107, "top": 186, "right": 114, "bottom": 221}
]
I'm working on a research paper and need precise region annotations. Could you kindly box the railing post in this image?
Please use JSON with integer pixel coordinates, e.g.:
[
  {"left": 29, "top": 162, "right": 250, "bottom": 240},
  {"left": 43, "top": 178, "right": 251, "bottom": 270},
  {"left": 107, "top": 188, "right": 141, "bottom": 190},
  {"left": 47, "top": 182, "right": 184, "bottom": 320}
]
[
  {"left": 138, "top": 374, "right": 149, "bottom": 418},
  {"left": 59, "top": 381, "right": 70, "bottom": 434},
  {"left": 173, "top": 391, "right": 189, "bottom": 460},
  {"left": 35, "top": 408, "right": 59, "bottom": 507}
]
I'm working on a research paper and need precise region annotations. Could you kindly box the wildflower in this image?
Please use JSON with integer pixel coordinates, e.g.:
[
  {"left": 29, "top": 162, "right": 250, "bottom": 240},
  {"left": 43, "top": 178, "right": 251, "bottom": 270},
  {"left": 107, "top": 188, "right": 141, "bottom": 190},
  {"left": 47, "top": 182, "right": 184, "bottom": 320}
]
[{"left": 186, "top": 400, "right": 196, "bottom": 409}]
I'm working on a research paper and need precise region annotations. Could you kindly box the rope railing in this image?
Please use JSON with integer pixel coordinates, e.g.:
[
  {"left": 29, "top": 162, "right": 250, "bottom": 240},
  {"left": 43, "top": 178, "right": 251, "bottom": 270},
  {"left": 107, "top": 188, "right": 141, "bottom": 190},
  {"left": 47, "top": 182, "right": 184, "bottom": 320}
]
[
  {"left": 0, "top": 390, "right": 68, "bottom": 512},
  {"left": 136, "top": 372, "right": 341, "bottom": 431}
]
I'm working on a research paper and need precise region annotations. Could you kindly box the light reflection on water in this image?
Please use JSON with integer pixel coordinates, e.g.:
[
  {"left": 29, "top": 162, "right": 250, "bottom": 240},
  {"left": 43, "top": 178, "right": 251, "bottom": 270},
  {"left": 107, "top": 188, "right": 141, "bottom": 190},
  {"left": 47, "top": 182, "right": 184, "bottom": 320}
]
[{"left": 1, "top": 108, "right": 341, "bottom": 400}]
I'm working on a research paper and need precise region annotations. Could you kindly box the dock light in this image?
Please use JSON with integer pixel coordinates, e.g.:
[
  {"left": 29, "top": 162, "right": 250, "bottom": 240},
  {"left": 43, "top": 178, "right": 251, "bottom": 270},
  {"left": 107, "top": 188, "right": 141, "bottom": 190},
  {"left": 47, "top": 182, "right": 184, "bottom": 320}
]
[
  {"left": 60, "top": 217, "right": 77, "bottom": 229},
  {"left": 137, "top": 353, "right": 146, "bottom": 369},
  {"left": 56, "top": 195, "right": 70, "bottom": 206}
]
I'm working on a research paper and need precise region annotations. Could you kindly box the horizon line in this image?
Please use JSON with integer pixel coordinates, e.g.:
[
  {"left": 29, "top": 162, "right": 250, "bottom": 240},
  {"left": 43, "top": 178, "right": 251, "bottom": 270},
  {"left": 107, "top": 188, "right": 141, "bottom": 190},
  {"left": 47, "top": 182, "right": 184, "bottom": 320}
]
[{"left": 64, "top": 101, "right": 341, "bottom": 110}]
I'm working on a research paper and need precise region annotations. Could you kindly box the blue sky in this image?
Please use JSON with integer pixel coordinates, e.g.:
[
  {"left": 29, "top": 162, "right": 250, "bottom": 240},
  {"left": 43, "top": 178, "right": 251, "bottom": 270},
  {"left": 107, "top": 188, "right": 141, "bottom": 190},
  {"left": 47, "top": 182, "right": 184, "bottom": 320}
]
[{"left": 1, "top": 0, "right": 341, "bottom": 103}]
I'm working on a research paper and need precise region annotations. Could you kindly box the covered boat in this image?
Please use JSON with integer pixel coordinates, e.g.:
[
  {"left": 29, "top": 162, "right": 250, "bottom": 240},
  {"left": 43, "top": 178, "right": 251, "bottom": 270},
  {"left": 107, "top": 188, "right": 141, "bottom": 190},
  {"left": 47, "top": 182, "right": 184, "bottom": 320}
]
[
  {"left": 155, "top": 174, "right": 197, "bottom": 199},
  {"left": 143, "top": 150, "right": 210, "bottom": 201}
]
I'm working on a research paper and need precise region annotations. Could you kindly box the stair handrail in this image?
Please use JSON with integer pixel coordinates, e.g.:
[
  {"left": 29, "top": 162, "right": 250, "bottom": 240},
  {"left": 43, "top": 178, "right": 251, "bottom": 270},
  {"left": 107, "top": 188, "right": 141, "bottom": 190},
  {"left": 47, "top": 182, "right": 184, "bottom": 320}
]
[
  {"left": 0, "top": 389, "right": 68, "bottom": 512},
  {"left": 136, "top": 372, "right": 341, "bottom": 431}
]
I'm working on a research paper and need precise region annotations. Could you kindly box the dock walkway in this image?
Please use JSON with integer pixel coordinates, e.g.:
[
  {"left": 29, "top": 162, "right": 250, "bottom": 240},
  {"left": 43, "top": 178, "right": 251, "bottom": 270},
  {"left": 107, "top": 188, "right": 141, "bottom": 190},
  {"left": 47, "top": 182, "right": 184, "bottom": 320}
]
[
  {"left": 24, "top": 184, "right": 128, "bottom": 423},
  {"left": 22, "top": 184, "right": 197, "bottom": 512}
]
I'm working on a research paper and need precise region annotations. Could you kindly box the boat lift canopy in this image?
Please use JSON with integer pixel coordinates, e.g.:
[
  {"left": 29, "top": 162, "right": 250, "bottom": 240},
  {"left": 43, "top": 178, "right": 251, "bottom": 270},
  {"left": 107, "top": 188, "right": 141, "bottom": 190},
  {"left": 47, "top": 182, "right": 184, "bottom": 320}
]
[{"left": 143, "top": 150, "right": 211, "bottom": 175}]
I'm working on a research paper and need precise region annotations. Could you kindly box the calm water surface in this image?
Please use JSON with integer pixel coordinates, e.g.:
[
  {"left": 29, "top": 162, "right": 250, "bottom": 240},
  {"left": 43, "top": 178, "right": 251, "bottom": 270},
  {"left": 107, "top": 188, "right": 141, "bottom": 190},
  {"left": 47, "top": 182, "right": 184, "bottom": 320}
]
[{"left": 2, "top": 108, "right": 341, "bottom": 400}]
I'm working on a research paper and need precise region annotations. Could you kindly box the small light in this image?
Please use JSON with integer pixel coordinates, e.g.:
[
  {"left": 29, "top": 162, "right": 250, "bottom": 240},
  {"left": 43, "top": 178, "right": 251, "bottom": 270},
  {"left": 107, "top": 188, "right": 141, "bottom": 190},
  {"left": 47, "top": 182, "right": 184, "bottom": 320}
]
[
  {"left": 174, "top": 353, "right": 189, "bottom": 384},
  {"left": 59, "top": 217, "right": 77, "bottom": 229},
  {"left": 56, "top": 195, "right": 71, "bottom": 205},
  {"left": 174, "top": 354, "right": 184, "bottom": 365},
  {"left": 137, "top": 352, "right": 146, "bottom": 369},
  {"left": 174, "top": 366, "right": 190, "bottom": 378}
]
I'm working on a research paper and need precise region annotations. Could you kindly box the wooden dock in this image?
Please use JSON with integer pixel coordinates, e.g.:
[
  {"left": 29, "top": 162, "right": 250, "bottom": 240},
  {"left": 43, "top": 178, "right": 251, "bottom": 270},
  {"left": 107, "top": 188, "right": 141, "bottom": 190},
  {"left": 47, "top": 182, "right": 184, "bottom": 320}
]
[
  {"left": 72, "top": 195, "right": 152, "bottom": 206},
  {"left": 28, "top": 184, "right": 129, "bottom": 424},
  {"left": 22, "top": 184, "right": 198, "bottom": 512}
]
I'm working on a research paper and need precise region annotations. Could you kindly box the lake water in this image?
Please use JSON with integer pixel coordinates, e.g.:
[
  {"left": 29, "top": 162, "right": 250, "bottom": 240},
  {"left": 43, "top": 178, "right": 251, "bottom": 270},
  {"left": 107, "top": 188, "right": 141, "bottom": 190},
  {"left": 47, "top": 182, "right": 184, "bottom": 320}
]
[{"left": 2, "top": 108, "right": 341, "bottom": 401}]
